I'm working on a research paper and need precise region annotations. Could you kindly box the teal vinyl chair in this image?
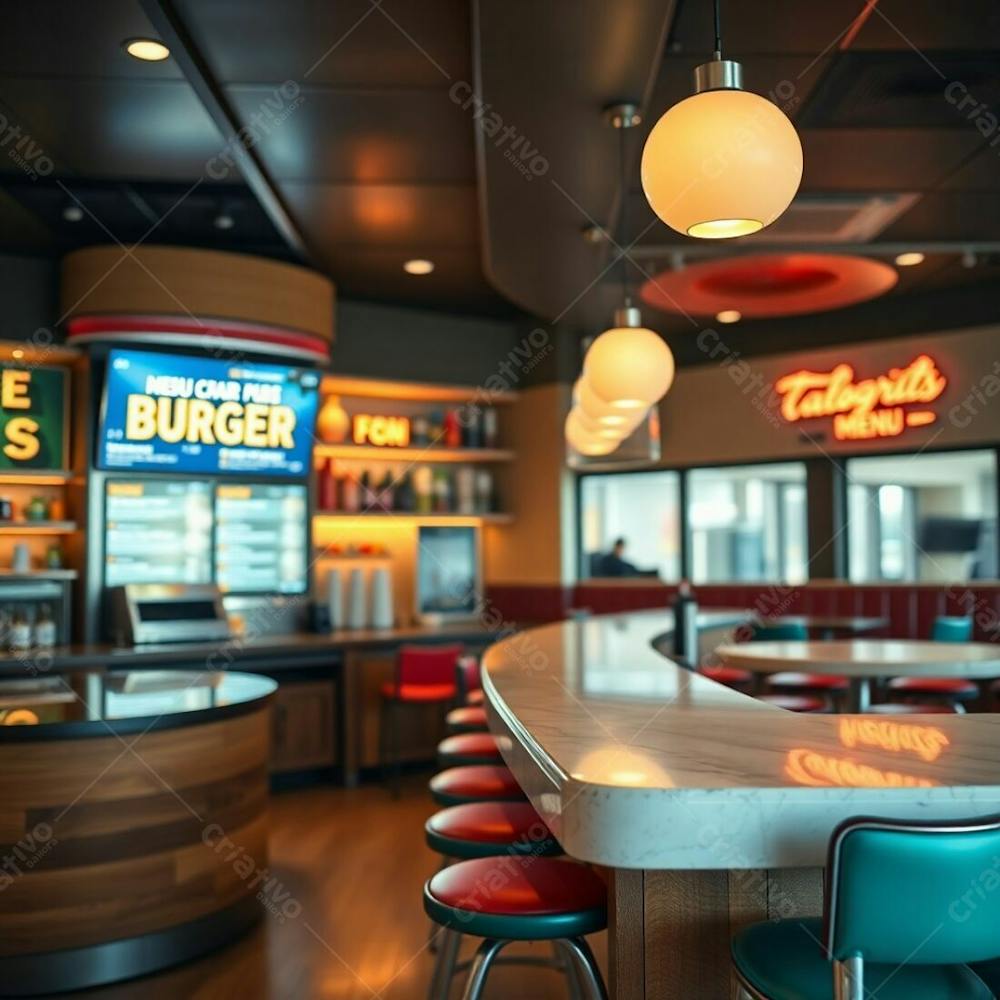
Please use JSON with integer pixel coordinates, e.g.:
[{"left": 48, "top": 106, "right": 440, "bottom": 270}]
[
  {"left": 750, "top": 622, "right": 810, "bottom": 642},
  {"left": 932, "top": 615, "right": 974, "bottom": 642},
  {"left": 731, "top": 814, "right": 1000, "bottom": 999},
  {"left": 753, "top": 622, "right": 849, "bottom": 709}
]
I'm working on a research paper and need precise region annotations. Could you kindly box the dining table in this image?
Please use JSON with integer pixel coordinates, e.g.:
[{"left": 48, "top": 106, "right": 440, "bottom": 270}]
[
  {"left": 760, "top": 614, "right": 888, "bottom": 640},
  {"left": 716, "top": 638, "right": 1000, "bottom": 711}
]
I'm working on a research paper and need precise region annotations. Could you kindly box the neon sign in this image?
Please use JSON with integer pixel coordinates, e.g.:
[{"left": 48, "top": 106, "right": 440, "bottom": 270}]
[
  {"left": 352, "top": 414, "right": 411, "bottom": 448},
  {"left": 775, "top": 354, "right": 947, "bottom": 442}
]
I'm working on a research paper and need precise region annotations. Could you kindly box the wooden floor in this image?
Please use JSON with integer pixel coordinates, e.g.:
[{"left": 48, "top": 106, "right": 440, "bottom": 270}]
[{"left": 65, "top": 774, "right": 607, "bottom": 1000}]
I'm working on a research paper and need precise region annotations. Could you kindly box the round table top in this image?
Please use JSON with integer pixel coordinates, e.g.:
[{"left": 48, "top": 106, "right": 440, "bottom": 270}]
[
  {"left": 761, "top": 615, "right": 888, "bottom": 633},
  {"left": 716, "top": 639, "right": 1000, "bottom": 678}
]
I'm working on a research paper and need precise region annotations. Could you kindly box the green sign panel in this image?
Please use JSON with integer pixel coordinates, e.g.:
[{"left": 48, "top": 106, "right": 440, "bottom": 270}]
[{"left": 0, "top": 365, "right": 67, "bottom": 470}]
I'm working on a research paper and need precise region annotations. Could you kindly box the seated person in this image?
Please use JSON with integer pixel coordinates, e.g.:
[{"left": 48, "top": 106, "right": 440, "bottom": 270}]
[{"left": 596, "top": 537, "right": 641, "bottom": 577}]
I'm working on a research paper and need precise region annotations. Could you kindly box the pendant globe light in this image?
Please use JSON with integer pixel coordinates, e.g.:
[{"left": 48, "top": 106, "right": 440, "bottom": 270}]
[
  {"left": 640, "top": 0, "right": 802, "bottom": 239},
  {"left": 582, "top": 103, "right": 675, "bottom": 413}
]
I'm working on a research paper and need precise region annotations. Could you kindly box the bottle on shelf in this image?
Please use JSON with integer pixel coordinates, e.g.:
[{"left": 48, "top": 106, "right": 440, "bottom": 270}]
[
  {"left": 444, "top": 409, "right": 462, "bottom": 449},
  {"left": 396, "top": 469, "right": 415, "bottom": 512},
  {"left": 34, "top": 603, "right": 56, "bottom": 647},
  {"left": 411, "top": 413, "right": 430, "bottom": 447},
  {"left": 414, "top": 466, "right": 433, "bottom": 514},
  {"left": 428, "top": 410, "right": 444, "bottom": 445},
  {"left": 475, "top": 469, "right": 494, "bottom": 514},
  {"left": 464, "top": 408, "right": 483, "bottom": 449},
  {"left": 318, "top": 457, "right": 336, "bottom": 511},
  {"left": 341, "top": 469, "right": 361, "bottom": 513},
  {"left": 377, "top": 470, "right": 395, "bottom": 512},
  {"left": 9, "top": 606, "right": 31, "bottom": 650},
  {"left": 433, "top": 470, "right": 451, "bottom": 513},
  {"left": 456, "top": 467, "right": 476, "bottom": 514},
  {"left": 358, "top": 469, "right": 375, "bottom": 510},
  {"left": 483, "top": 408, "right": 499, "bottom": 448}
]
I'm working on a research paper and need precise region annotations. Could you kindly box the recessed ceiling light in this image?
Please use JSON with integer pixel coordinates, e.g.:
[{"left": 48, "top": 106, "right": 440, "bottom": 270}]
[
  {"left": 11, "top": 349, "right": 24, "bottom": 360},
  {"left": 213, "top": 212, "right": 235, "bottom": 231},
  {"left": 123, "top": 38, "right": 170, "bottom": 62},
  {"left": 894, "top": 251, "right": 925, "bottom": 267},
  {"left": 62, "top": 205, "right": 84, "bottom": 223},
  {"left": 716, "top": 309, "right": 742, "bottom": 324},
  {"left": 403, "top": 259, "right": 434, "bottom": 275}
]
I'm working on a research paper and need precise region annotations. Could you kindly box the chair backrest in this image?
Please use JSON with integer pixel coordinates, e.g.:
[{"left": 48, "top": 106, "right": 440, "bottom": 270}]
[
  {"left": 455, "top": 656, "right": 481, "bottom": 697},
  {"left": 931, "top": 616, "right": 973, "bottom": 642},
  {"left": 397, "top": 644, "right": 463, "bottom": 687},
  {"left": 826, "top": 815, "right": 1000, "bottom": 966},
  {"left": 749, "top": 621, "right": 808, "bottom": 641}
]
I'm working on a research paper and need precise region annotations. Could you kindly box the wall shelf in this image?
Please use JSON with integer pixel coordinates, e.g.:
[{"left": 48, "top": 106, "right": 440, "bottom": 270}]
[
  {"left": 0, "top": 521, "right": 77, "bottom": 535},
  {"left": 314, "top": 445, "right": 514, "bottom": 464},
  {"left": 314, "top": 512, "right": 513, "bottom": 526},
  {"left": 0, "top": 471, "right": 74, "bottom": 485},
  {"left": 0, "top": 568, "right": 77, "bottom": 580},
  {"left": 321, "top": 374, "right": 518, "bottom": 405}
]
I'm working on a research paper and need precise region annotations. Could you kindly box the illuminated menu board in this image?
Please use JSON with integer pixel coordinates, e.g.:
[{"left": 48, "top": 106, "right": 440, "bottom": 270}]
[
  {"left": 215, "top": 484, "right": 308, "bottom": 594},
  {"left": 105, "top": 480, "right": 213, "bottom": 586}
]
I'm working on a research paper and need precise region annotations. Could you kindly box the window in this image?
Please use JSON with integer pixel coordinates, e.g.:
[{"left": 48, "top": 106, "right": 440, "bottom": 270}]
[
  {"left": 687, "top": 463, "right": 808, "bottom": 584},
  {"left": 847, "top": 450, "right": 998, "bottom": 582},
  {"left": 580, "top": 472, "right": 680, "bottom": 580}
]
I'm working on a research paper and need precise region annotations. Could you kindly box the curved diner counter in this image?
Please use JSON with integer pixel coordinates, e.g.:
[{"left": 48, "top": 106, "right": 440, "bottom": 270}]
[
  {"left": 481, "top": 610, "right": 1000, "bottom": 1000},
  {"left": 0, "top": 669, "right": 276, "bottom": 997}
]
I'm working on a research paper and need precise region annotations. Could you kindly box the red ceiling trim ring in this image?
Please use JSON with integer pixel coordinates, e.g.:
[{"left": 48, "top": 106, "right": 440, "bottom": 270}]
[{"left": 66, "top": 314, "right": 330, "bottom": 365}]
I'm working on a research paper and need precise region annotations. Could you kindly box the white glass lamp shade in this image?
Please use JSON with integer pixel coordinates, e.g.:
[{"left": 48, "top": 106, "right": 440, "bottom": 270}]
[
  {"left": 583, "top": 326, "right": 675, "bottom": 409},
  {"left": 572, "top": 405, "right": 627, "bottom": 441},
  {"left": 565, "top": 410, "right": 618, "bottom": 456},
  {"left": 576, "top": 376, "right": 634, "bottom": 427},
  {"left": 641, "top": 88, "right": 802, "bottom": 239}
]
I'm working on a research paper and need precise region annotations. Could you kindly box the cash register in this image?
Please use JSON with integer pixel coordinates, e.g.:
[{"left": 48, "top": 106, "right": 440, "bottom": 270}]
[{"left": 110, "top": 583, "right": 233, "bottom": 645}]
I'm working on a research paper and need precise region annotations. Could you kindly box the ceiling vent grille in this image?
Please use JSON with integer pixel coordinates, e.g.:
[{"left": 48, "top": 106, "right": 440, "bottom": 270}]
[{"left": 752, "top": 193, "right": 921, "bottom": 244}]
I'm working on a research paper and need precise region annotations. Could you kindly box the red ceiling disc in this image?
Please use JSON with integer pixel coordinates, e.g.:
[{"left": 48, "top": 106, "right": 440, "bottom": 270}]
[{"left": 639, "top": 253, "right": 898, "bottom": 318}]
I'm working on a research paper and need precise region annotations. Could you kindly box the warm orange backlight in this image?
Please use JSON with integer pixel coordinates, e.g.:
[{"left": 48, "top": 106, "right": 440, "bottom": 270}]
[
  {"left": 838, "top": 717, "right": 949, "bottom": 762},
  {"left": 775, "top": 354, "right": 946, "bottom": 442}
]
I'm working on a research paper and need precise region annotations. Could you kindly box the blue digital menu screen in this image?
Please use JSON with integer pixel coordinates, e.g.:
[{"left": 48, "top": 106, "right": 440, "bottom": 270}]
[{"left": 98, "top": 349, "right": 319, "bottom": 477}]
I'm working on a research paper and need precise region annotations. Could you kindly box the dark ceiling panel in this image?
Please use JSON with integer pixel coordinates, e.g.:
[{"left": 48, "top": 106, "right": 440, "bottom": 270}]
[
  {"left": 0, "top": 190, "right": 54, "bottom": 253},
  {"left": 850, "top": 0, "right": 1000, "bottom": 51},
  {"left": 0, "top": 0, "right": 184, "bottom": 80},
  {"left": 227, "top": 86, "right": 474, "bottom": 183},
  {"left": 880, "top": 191, "right": 1000, "bottom": 240},
  {"left": 799, "top": 129, "right": 984, "bottom": 192},
  {"left": 798, "top": 51, "right": 1000, "bottom": 129},
  {"left": 0, "top": 80, "right": 228, "bottom": 182},
  {"left": 176, "top": 0, "right": 470, "bottom": 87},
  {"left": 939, "top": 146, "right": 1000, "bottom": 192},
  {"left": 279, "top": 182, "right": 479, "bottom": 249}
]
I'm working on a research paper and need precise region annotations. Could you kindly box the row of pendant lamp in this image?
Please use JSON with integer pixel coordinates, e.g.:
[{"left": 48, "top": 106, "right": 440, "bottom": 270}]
[{"left": 566, "top": 307, "right": 675, "bottom": 458}]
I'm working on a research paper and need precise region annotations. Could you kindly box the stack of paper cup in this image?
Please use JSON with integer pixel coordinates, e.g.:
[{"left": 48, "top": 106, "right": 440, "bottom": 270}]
[
  {"left": 371, "top": 567, "right": 393, "bottom": 629},
  {"left": 326, "top": 567, "right": 343, "bottom": 630},
  {"left": 347, "top": 568, "right": 367, "bottom": 629}
]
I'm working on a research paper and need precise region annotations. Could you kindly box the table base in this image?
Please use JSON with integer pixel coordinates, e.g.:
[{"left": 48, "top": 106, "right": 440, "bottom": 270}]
[{"left": 608, "top": 866, "right": 823, "bottom": 999}]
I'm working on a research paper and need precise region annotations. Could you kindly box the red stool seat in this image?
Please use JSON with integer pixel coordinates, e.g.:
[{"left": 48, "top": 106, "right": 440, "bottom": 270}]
[
  {"left": 424, "top": 857, "right": 607, "bottom": 940},
  {"left": 466, "top": 688, "right": 486, "bottom": 706},
  {"left": 445, "top": 706, "right": 488, "bottom": 733},
  {"left": 887, "top": 677, "right": 978, "bottom": 700},
  {"left": 426, "top": 802, "right": 559, "bottom": 858},
  {"left": 757, "top": 693, "right": 828, "bottom": 713},
  {"left": 866, "top": 702, "right": 960, "bottom": 715},
  {"left": 699, "top": 665, "right": 752, "bottom": 689},
  {"left": 380, "top": 681, "right": 457, "bottom": 703},
  {"left": 430, "top": 765, "right": 527, "bottom": 806},
  {"left": 438, "top": 732, "right": 503, "bottom": 766},
  {"left": 766, "top": 671, "right": 848, "bottom": 692}
]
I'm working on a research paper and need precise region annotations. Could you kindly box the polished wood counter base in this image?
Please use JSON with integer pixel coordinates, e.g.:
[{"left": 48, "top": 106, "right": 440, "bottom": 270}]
[
  {"left": 0, "top": 707, "right": 272, "bottom": 995},
  {"left": 608, "top": 867, "right": 822, "bottom": 1000}
]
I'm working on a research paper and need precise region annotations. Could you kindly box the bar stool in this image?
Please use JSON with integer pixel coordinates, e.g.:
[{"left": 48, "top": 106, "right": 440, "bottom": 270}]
[
  {"left": 731, "top": 814, "right": 1000, "bottom": 999},
  {"left": 445, "top": 706, "right": 488, "bottom": 733},
  {"left": 430, "top": 765, "right": 527, "bottom": 807},
  {"left": 380, "top": 644, "right": 463, "bottom": 793},
  {"left": 456, "top": 656, "right": 483, "bottom": 705},
  {"left": 438, "top": 732, "right": 504, "bottom": 768},
  {"left": 425, "top": 857, "right": 608, "bottom": 1000},
  {"left": 885, "top": 616, "right": 978, "bottom": 713},
  {"left": 756, "top": 693, "right": 829, "bottom": 713},
  {"left": 699, "top": 664, "right": 753, "bottom": 692},
  {"left": 426, "top": 801, "right": 560, "bottom": 860},
  {"left": 765, "top": 671, "right": 849, "bottom": 710}
]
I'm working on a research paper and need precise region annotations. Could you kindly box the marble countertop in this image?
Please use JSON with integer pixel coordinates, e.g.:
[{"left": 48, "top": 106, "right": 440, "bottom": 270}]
[{"left": 482, "top": 610, "right": 1000, "bottom": 870}]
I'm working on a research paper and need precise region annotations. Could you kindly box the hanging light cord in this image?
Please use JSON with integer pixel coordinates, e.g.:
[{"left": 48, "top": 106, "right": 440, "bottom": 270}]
[
  {"left": 618, "top": 121, "right": 630, "bottom": 308},
  {"left": 713, "top": 0, "right": 723, "bottom": 60}
]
